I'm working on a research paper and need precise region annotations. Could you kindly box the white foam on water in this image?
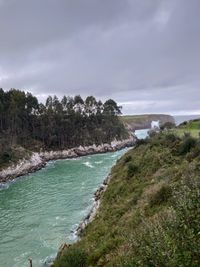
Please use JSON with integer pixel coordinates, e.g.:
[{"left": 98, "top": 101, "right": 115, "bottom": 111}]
[
  {"left": 94, "top": 161, "right": 103, "bottom": 164},
  {"left": 68, "top": 223, "right": 79, "bottom": 241},
  {"left": 83, "top": 162, "right": 94, "bottom": 168},
  {"left": 0, "top": 178, "right": 18, "bottom": 191},
  {"left": 42, "top": 253, "right": 57, "bottom": 267},
  {"left": 111, "top": 154, "right": 118, "bottom": 158}
]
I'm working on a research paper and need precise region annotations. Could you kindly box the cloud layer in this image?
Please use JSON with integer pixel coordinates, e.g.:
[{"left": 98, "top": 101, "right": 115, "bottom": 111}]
[{"left": 0, "top": 0, "right": 200, "bottom": 114}]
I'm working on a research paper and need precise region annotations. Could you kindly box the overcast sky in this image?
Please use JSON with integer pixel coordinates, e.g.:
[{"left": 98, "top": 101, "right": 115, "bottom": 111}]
[{"left": 0, "top": 0, "right": 200, "bottom": 115}]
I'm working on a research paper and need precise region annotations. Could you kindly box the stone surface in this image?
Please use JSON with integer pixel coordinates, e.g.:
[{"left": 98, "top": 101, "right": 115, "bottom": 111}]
[{"left": 0, "top": 137, "right": 136, "bottom": 183}]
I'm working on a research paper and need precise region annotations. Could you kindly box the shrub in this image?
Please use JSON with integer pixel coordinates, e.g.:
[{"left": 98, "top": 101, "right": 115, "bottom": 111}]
[
  {"left": 127, "top": 163, "right": 138, "bottom": 178},
  {"left": 135, "top": 138, "right": 149, "bottom": 147},
  {"left": 126, "top": 176, "right": 200, "bottom": 267},
  {"left": 165, "top": 133, "right": 178, "bottom": 143},
  {"left": 0, "top": 149, "right": 12, "bottom": 165},
  {"left": 186, "top": 140, "right": 200, "bottom": 160},
  {"left": 149, "top": 184, "right": 172, "bottom": 207},
  {"left": 160, "top": 121, "right": 176, "bottom": 130},
  {"left": 56, "top": 247, "right": 87, "bottom": 267},
  {"left": 124, "top": 155, "right": 132, "bottom": 163},
  {"left": 178, "top": 136, "right": 197, "bottom": 155}
]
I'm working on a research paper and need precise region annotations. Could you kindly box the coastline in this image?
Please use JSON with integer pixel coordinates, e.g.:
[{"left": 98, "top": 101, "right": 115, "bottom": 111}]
[
  {"left": 0, "top": 137, "right": 136, "bottom": 184},
  {"left": 0, "top": 137, "right": 135, "bottom": 267},
  {"left": 75, "top": 173, "right": 112, "bottom": 236},
  {"left": 53, "top": 173, "right": 115, "bottom": 266}
]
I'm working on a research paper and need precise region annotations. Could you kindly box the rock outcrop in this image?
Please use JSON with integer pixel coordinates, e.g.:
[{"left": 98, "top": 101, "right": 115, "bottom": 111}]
[
  {"left": 0, "top": 153, "right": 46, "bottom": 183},
  {"left": 0, "top": 137, "right": 136, "bottom": 183}
]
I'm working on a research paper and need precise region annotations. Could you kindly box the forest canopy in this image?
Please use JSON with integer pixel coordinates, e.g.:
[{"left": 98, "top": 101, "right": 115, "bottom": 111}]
[{"left": 0, "top": 89, "right": 128, "bottom": 159}]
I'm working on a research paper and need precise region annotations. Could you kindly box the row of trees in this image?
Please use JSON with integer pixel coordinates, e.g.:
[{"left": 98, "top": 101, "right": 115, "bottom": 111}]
[{"left": 0, "top": 88, "right": 128, "bottom": 151}]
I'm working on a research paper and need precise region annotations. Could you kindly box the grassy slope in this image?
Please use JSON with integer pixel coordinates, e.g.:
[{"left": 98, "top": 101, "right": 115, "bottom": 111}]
[
  {"left": 53, "top": 132, "right": 200, "bottom": 267},
  {"left": 172, "top": 119, "right": 200, "bottom": 138}
]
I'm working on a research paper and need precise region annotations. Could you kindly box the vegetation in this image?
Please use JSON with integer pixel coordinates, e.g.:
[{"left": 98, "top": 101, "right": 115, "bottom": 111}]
[
  {"left": 171, "top": 118, "right": 200, "bottom": 138},
  {"left": 120, "top": 114, "right": 175, "bottom": 130},
  {"left": 53, "top": 132, "right": 200, "bottom": 267},
  {"left": 0, "top": 88, "right": 128, "bottom": 168}
]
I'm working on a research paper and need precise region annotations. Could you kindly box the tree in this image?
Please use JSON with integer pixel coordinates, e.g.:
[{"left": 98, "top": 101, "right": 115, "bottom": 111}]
[
  {"left": 103, "top": 99, "right": 122, "bottom": 116},
  {"left": 0, "top": 88, "right": 128, "bottom": 154}
]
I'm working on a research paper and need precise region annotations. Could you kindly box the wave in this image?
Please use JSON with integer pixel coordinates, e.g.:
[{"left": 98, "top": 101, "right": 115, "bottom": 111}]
[
  {"left": 42, "top": 253, "right": 57, "bottom": 267},
  {"left": 83, "top": 162, "right": 94, "bottom": 168},
  {"left": 94, "top": 161, "right": 103, "bottom": 164}
]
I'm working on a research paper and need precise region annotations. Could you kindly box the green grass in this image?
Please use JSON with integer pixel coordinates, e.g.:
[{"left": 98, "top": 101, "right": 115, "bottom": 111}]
[
  {"left": 179, "top": 119, "right": 200, "bottom": 129},
  {"left": 171, "top": 128, "right": 200, "bottom": 138},
  {"left": 170, "top": 118, "right": 200, "bottom": 138},
  {"left": 52, "top": 132, "right": 200, "bottom": 267}
]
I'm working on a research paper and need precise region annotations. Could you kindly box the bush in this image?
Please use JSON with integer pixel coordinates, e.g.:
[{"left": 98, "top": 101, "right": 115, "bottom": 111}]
[
  {"left": 126, "top": 176, "right": 200, "bottom": 267},
  {"left": 135, "top": 138, "right": 149, "bottom": 147},
  {"left": 165, "top": 133, "right": 178, "bottom": 143},
  {"left": 160, "top": 121, "right": 176, "bottom": 130},
  {"left": 149, "top": 184, "right": 172, "bottom": 207},
  {"left": 56, "top": 247, "right": 87, "bottom": 267},
  {"left": 124, "top": 155, "right": 132, "bottom": 163},
  {"left": 178, "top": 136, "right": 197, "bottom": 155},
  {"left": 0, "top": 149, "right": 12, "bottom": 165},
  {"left": 127, "top": 163, "right": 138, "bottom": 178}
]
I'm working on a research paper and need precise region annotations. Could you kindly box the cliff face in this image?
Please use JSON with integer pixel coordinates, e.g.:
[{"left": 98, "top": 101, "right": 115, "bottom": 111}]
[{"left": 121, "top": 114, "right": 175, "bottom": 131}]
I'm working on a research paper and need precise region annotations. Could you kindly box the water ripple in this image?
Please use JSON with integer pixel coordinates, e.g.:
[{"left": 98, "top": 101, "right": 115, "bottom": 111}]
[{"left": 0, "top": 149, "right": 127, "bottom": 267}]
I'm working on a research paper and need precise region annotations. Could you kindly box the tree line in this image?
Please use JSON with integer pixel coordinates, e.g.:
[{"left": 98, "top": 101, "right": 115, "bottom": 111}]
[{"left": 0, "top": 88, "right": 128, "bottom": 154}]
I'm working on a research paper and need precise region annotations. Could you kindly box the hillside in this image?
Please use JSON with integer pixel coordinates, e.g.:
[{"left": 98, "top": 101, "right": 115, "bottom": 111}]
[
  {"left": 172, "top": 118, "right": 200, "bottom": 138},
  {"left": 121, "top": 114, "right": 175, "bottom": 131},
  {"left": 52, "top": 132, "right": 199, "bottom": 267}
]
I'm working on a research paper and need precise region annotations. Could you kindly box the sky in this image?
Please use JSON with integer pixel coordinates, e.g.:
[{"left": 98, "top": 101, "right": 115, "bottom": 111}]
[{"left": 0, "top": 0, "right": 200, "bottom": 115}]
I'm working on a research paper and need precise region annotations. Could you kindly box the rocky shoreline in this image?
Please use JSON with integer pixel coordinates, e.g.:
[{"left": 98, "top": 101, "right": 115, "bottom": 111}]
[
  {"left": 0, "top": 137, "right": 136, "bottom": 184},
  {"left": 53, "top": 173, "right": 114, "bottom": 266},
  {"left": 75, "top": 174, "right": 112, "bottom": 236}
]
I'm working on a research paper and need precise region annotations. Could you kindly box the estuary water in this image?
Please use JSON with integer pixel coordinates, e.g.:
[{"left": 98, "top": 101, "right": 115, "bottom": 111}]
[
  {"left": 0, "top": 149, "right": 127, "bottom": 267},
  {"left": 134, "top": 129, "right": 150, "bottom": 139}
]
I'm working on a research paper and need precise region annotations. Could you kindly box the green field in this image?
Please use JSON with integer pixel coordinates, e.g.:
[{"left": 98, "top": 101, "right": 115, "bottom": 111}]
[
  {"left": 171, "top": 128, "right": 200, "bottom": 138},
  {"left": 172, "top": 119, "right": 200, "bottom": 138}
]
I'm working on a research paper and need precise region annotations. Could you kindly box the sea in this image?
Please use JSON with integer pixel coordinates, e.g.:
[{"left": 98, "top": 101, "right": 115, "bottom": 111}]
[{"left": 174, "top": 115, "right": 200, "bottom": 125}]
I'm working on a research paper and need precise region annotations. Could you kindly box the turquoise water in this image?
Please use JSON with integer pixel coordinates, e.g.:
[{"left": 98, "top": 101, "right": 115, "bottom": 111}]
[
  {"left": 0, "top": 149, "right": 127, "bottom": 267},
  {"left": 135, "top": 129, "right": 150, "bottom": 139}
]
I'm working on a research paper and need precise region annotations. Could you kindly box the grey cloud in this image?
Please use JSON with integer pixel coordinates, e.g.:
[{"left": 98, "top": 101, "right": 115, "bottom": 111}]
[{"left": 0, "top": 0, "right": 200, "bottom": 115}]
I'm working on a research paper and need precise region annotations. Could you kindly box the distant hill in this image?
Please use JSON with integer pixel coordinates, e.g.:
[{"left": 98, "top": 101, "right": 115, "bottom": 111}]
[{"left": 120, "top": 114, "right": 175, "bottom": 131}]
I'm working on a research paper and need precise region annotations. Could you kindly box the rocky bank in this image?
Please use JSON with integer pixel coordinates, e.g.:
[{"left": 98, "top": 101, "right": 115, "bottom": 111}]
[
  {"left": 53, "top": 174, "right": 113, "bottom": 265},
  {"left": 0, "top": 137, "right": 136, "bottom": 184}
]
